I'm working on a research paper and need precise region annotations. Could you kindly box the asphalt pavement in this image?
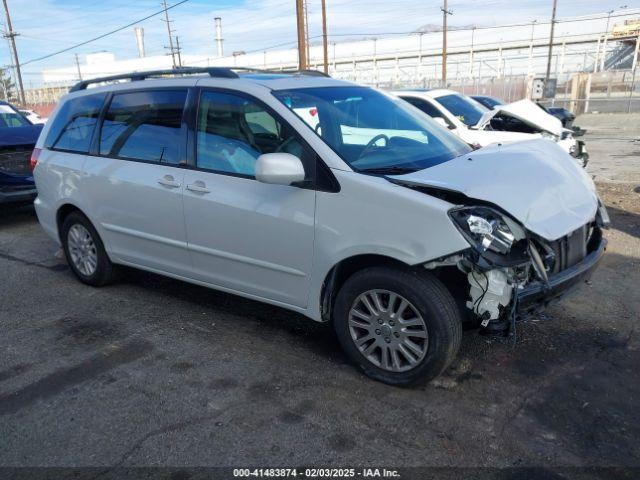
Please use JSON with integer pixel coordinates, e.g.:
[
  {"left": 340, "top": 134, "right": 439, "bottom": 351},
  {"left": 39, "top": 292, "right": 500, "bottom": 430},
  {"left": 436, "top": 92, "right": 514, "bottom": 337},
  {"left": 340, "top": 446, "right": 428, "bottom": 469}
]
[{"left": 1, "top": 116, "right": 639, "bottom": 474}]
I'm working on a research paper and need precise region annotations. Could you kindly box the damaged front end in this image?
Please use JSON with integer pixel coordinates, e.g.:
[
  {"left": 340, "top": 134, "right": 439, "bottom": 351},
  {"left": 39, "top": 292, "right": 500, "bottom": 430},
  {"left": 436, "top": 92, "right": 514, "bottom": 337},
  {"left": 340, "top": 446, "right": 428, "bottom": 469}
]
[{"left": 425, "top": 202, "right": 609, "bottom": 335}]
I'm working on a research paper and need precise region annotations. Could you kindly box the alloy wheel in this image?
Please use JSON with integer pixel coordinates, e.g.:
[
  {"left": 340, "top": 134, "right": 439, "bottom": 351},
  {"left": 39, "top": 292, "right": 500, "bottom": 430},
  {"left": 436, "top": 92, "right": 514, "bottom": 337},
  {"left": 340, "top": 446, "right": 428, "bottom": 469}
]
[
  {"left": 348, "top": 289, "right": 429, "bottom": 372},
  {"left": 67, "top": 224, "right": 98, "bottom": 277}
]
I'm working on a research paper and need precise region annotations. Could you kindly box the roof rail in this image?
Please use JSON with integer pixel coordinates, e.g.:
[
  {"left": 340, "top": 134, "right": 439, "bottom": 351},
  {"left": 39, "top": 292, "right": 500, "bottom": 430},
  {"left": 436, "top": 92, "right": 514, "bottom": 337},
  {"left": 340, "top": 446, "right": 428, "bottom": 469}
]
[
  {"left": 203, "top": 67, "right": 330, "bottom": 77},
  {"left": 69, "top": 67, "right": 329, "bottom": 92},
  {"left": 278, "top": 68, "right": 330, "bottom": 77},
  {"left": 68, "top": 67, "right": 239, "bottom": 92},
  {"left": 68, "top": 66, "right": 331, "bottom": 93}
]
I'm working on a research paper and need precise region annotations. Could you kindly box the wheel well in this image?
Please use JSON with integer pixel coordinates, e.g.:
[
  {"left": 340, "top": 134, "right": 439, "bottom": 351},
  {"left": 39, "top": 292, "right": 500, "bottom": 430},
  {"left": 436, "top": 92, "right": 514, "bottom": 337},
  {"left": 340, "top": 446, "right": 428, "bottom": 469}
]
[
  {"left": 56, "top": 204, "right": 84, "bottom": 242},
  {"left": 320, "top": 254, "right": 410, "bottom": 321},
  {"left": 320, "top": 255, "right": 472, "bottom": 324}
]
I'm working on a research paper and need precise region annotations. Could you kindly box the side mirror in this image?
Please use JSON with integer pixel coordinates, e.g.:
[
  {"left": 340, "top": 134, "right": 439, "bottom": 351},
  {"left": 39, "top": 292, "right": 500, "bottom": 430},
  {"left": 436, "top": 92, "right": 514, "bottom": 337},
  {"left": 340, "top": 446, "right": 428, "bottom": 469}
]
[
  {"left": 255, "top": 153, "right": 306, "bottom": 186},
  {"left": 433, "top": 117, "right": 453, "bottom": 130}
]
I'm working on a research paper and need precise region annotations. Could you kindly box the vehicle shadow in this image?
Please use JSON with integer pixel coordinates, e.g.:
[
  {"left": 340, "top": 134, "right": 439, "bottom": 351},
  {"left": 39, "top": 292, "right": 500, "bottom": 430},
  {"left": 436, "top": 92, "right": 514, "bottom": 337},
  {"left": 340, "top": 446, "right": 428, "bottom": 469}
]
[
  {"left": 0, "top": 202, "right": 36, "bottom": 227},
  {"left": 117, "top": 266, "right": 346, "bottom": 363},
  {"left": 607, "top": 204, "right": 640, "bottom": 239}
]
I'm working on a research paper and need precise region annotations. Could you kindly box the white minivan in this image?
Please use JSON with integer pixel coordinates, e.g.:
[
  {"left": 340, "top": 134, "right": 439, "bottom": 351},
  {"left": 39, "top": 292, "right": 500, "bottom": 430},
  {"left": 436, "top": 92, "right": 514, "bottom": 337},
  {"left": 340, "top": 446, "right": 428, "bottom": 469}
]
[{"left": 32, "top": 68, "right": 608, "bottom": 385}]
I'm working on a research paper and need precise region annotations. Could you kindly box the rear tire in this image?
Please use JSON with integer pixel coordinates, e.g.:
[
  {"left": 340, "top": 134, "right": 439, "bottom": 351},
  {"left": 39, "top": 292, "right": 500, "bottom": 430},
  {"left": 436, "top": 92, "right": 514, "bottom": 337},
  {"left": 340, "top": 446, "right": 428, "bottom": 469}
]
[
  {"left": 61, "top": 211, "right": 114, "bottom": 287},
  {"left": 333, "top": 266, "right": 462, "bottom": 386}
]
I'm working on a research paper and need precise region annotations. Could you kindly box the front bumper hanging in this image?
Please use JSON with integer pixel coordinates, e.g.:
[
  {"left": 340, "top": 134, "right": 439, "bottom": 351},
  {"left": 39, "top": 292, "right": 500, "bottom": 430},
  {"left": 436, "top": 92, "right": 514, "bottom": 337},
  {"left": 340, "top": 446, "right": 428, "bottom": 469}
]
[{"left": 517, "top": 236, "right": 606, "bottom": 314}]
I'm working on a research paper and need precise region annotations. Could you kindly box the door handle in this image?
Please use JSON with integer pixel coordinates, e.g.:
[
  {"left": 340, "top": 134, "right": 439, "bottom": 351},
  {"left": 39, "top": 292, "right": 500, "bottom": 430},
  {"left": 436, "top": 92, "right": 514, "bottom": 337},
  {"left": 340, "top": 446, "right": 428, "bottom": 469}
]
[
  {"left": 187, "top": 180, "right": 211, "bottom": 193},
  {"left": 158, "top": 175, "right": 181, "bottom": 188},
  {"left": 186, "top": 181, "right": 211, "bottom": 194}
]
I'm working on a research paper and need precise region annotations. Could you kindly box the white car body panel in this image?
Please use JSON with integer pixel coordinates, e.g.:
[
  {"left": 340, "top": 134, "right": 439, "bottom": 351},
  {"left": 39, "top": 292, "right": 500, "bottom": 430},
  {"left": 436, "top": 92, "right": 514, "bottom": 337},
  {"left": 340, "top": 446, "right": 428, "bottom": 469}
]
[
  {"left": 19, "top": 109, "right": 47, "bottom": 125},
  {"left": 181, "top": 169, "right": 316, "bottom": 308},
  {"left": 392, "top": 139, "right": 597, "bottom": 241},
  {"left": 82, "top": 155, "right": 192, "bottom": 277},
  {"left": 454, "top": 127, "right": 537, "bottom": 146}
]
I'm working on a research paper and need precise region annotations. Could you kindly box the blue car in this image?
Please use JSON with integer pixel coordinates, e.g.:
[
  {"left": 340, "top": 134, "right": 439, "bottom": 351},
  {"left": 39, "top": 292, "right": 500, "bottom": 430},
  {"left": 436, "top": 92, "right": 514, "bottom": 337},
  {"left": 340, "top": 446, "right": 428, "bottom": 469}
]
[{"left": 0, "top": 101, "right": 43, "bottom": 205}]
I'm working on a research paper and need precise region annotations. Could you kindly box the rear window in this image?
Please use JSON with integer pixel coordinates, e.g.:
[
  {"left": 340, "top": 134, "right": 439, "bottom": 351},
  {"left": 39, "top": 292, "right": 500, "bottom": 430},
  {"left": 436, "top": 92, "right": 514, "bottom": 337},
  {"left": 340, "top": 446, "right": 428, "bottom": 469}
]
[
  {"left": 0, "top": 105, "right": 29, "bottom": 128},
  {"left": 99, "top": 90, "right": 187, "bottom": 164},
  {"left": 45, "top": 93, "right": 106, "bottom": 152}
]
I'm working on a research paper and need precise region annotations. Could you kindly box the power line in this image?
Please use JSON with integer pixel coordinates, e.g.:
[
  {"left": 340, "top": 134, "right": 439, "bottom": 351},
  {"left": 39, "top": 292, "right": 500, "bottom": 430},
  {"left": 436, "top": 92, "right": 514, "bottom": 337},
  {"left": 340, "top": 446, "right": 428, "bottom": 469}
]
[
  {"left": 305, "top": 9, "right": 640, "bottom": 39},
  {"left": 21, "top": 0, "right": 190, "bottom": 67}
]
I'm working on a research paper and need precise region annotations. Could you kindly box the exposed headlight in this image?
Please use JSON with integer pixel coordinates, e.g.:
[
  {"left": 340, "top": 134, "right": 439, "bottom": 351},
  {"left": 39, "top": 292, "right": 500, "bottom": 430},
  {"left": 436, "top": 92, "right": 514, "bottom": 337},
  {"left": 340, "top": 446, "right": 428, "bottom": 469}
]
[
  {"left": 541, "top": 131, "right": 559, "bottom": 141},
  {"left": 449, "top": 206, "right": 517, "bottom": 254}
]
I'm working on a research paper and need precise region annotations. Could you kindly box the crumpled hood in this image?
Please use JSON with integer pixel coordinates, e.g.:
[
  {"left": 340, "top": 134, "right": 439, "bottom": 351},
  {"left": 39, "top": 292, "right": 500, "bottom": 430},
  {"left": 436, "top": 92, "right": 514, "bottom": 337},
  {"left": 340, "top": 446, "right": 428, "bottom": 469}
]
[
  {"left": 475, "top": 99, "right": 564, "bottom": 137},
  {"left": 392, "top": 139, "right": 598, "bottom": 240}
]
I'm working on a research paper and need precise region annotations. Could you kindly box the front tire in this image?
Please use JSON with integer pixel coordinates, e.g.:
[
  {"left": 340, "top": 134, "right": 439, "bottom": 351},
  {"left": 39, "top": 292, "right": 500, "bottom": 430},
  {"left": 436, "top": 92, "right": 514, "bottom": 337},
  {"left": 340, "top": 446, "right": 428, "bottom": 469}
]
[
  {"left": 333, "top": 266, "right": 462, "bottom": 386},
  {"left": 61, "top": 211, "right": 114, "bottom": 287}
]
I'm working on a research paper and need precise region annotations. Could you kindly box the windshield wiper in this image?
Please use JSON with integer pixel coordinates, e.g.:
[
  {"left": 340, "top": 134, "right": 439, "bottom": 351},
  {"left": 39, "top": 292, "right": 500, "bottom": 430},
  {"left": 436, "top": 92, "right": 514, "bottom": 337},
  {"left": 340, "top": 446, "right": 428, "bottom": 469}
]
[{"left": 358, "top": 166, "right": 419, "bottom": 175}]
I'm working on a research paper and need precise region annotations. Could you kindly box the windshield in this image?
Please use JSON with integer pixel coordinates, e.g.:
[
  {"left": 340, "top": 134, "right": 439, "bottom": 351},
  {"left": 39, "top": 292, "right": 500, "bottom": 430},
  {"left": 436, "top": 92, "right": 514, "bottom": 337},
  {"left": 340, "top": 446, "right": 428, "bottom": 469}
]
[
  {"left": 434, "top": 93, "right": 487, "bottom": 127},
  {"left": 0, "top": 105, "right": 30, "bottom": 128},
  {"left": 273, "top": 86, "right": 471, "bottom": 173},
  {"left": 474, "top": 96, "right": 504, "bottom": 109}
]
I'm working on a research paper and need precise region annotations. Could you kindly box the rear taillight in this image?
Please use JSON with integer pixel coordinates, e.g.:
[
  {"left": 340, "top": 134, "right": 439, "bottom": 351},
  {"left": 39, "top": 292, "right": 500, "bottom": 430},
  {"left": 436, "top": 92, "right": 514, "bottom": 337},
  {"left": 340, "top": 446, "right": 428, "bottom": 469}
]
[{"left": 30, "top": 148, "right": 41, "bottom": 171}]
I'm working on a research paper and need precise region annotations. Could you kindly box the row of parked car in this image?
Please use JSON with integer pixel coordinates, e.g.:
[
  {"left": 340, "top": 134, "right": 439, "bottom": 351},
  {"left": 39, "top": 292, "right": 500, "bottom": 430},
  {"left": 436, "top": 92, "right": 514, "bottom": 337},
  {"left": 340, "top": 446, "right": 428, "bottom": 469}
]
[
  {"left": 7, "top": 68, "right": 607, "bottom": 385},
  {"left": 394, "top": 89, "right": 588, "bottom": 168}
]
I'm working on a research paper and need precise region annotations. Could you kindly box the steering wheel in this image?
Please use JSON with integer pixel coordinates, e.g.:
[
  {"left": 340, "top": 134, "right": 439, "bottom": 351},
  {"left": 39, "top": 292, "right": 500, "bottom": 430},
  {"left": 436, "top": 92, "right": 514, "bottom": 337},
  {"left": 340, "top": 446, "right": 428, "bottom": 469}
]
[
  {"left": 356, "top": 134, "right": 389, "bottom": 161},
  {"left": 276, "top": 136, "right": 299, "bottom": 154}
]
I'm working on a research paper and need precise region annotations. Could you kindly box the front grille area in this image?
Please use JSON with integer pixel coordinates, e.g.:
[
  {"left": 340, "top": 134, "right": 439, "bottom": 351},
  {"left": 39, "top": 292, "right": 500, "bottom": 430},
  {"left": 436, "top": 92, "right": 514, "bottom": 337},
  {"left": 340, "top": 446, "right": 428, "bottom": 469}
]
[
  {"left": 0, "top": 146, "right": 33, "bottom": 176},
  {"left": 538, "top": 223, "right": 600, "bottom": 274}
]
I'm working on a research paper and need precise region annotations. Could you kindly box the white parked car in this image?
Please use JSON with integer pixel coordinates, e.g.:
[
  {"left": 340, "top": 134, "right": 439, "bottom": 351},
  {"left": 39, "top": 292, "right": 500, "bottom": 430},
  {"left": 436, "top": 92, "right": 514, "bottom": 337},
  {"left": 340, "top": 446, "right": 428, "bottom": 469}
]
[
  {"left": 19, "top": 109, "right": 47, "bottom": 125},
  {"left": 393, "top": 89, "right": 588, "bottom": 167},
  {"left": 32, "top": 68, "right": 607, "bottom": 385}
]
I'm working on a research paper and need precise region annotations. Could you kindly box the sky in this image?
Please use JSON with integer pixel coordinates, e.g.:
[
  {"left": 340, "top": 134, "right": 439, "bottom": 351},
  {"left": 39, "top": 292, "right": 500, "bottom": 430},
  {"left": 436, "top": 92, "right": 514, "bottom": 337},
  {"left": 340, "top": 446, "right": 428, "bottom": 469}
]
[{"left": 1, "top": 0, "right": 638, "bottom": 86}]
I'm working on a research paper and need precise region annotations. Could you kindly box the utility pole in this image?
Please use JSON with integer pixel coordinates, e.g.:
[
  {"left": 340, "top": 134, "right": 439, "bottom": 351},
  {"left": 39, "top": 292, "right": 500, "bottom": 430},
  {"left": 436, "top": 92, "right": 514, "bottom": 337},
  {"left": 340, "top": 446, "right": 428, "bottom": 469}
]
[
  {"left": 441, "top": 0, "right": 453, "bottom": 86},
  {"left": 74, "top": 53, "right": 82, "bottom": 81},
  {"left": 2, "top": 0, "right": 24, "bottom": 105},
  {"left": 295, "top": 0, "right": 307, "bottom": 70},
  {"left": 321, "top": 0, "right": 328, "bottom": 74},
  {"left": 469, "top": 26, "right": 475, "bottom": 77},
  {"left": 303, "top": 0, "right": 310, "bottom": 65},
  {"left": 528, "top": 20, "right": 537, "bottom": 76},
  {"left": 600, "top": 9, "right": 614, "bottom": 72},
  {"left": 175, "top": 36, "right": 183, "bottom": 67},
  {"left": 161, "top": 0, "right": 177, "bottom": 68},
  {"left": 544, "top": 0, "right": 558, "bottom": 85}
]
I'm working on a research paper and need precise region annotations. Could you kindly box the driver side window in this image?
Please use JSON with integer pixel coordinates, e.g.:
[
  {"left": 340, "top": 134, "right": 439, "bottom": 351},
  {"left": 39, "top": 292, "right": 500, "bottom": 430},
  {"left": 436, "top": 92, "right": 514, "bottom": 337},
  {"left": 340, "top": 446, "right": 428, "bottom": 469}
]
[{"left": 196, "top": 91, "right": 303, "bottom": 177}]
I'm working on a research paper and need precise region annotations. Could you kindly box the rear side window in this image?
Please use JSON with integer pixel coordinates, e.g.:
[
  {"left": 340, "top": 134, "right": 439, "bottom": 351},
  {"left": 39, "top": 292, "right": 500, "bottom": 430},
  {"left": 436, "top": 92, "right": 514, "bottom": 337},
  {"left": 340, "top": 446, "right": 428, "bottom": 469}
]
[
  {"left": 99, "top": 90, "right": 187, "bottom": 164},
  {"left": 45, "top": 93, "right": 106, "bottom": 152},
  {"left": 402, "top": 97, "right": 444, "bottom": 119}
]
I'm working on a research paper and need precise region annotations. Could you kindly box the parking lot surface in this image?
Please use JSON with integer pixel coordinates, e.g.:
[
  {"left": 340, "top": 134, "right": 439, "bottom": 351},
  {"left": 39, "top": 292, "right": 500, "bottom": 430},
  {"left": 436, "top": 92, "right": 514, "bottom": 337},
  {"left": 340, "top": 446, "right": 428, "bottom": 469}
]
[{"left": 1, "top": 114, "right": 639, "bottom": 473}]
